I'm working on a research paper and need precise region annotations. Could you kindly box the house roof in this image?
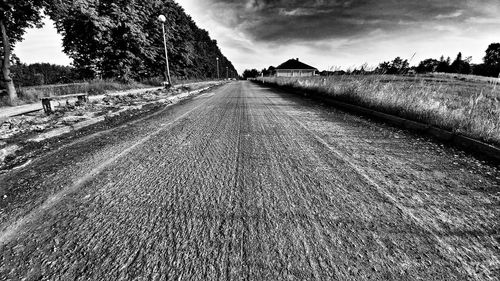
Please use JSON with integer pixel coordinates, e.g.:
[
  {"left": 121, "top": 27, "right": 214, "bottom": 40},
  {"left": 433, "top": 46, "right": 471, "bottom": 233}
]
[{"left": 276, "top": 59, "right": 317, "bottom": 70}]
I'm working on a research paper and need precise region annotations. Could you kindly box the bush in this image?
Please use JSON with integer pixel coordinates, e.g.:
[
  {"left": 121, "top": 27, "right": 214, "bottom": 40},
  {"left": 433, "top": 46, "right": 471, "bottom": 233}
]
[{"left": 140, "top": 77, "right": 164, "bottom": 87}]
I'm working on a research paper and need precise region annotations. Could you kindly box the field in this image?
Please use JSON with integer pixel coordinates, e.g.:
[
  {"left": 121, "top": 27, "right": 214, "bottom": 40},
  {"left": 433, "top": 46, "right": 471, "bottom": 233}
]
[{"left": 258, "top": 74, "right": 500, "bottom": 146}]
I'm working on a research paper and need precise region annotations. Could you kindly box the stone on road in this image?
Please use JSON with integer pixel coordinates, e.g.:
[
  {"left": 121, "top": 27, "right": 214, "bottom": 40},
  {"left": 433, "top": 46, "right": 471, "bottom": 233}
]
[{"left": 0, "top": 81, "right": 499, "bottom": 280}]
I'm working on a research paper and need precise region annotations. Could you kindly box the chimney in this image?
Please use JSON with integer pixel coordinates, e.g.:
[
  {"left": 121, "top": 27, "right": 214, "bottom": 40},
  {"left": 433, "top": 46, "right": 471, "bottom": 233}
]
[{"left": 296, "top": 58, "right": 299, "bottom": 61}]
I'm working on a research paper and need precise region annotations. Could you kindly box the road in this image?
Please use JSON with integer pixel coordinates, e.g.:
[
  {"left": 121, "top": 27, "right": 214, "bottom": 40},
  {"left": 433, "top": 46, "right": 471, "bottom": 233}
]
[{"left": 0, "top": 81, "right": 499, "bottom": 280}]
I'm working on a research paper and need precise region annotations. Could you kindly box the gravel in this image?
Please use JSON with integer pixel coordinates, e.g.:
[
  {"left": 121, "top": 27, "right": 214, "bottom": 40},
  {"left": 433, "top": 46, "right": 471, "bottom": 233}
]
[{"left": 0, "top": 81, "right": 498, "bottom": 280}]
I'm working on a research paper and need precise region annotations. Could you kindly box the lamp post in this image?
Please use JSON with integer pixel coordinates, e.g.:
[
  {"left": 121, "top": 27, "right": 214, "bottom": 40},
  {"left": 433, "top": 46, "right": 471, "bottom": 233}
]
[
  {"left": 226, "top": 67, "right": 228, "bottom": 80},
  {"left": 216, "top": 57, "right": 220, "bottom": 79},
  {"left": 158, "top": 15, "right": 172, "bottom": 87}
]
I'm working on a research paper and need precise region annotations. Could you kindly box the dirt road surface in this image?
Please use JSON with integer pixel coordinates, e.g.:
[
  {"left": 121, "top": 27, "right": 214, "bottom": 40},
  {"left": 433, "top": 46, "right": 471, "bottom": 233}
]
[{"left": 0, "top": 81, "right": 499, "bottom": 280}]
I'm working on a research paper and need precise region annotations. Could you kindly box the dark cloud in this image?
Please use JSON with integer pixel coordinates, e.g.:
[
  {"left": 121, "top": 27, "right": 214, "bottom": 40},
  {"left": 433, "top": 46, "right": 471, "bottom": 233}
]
[{"left": 202, "top": 0, "right": 498, "bottom": 43}]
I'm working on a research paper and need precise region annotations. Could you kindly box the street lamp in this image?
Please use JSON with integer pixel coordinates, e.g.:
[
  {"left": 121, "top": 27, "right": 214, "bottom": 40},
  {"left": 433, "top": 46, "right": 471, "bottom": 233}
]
[
  {"left": 216, "top": 57, "right": 220, "bottom": 79},
  {"left": 226, "top": 67, "right": 228, "bottom": 79},
  {"left": 158, "top": 15, "right": 172, "bottom": 87}
]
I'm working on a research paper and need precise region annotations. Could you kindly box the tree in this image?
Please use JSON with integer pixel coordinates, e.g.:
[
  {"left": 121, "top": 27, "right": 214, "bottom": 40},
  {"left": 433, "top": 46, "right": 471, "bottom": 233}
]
[
  {"left": 416, "top": 58, "right": 439, "bottom": 73},
  {"left": 242, "top": 69, "right": 259, "bottom": 79},
  {"left": 450, "top": 52, "right": 472, "bottom": 74},
  {"left": 46, "top": 1, "right": 151, "bottom": 80},
  {"left": 376, "top": 57, "right": 409, "bottom": 74},
  {"left": 0, "top": 0, "right": 45, "bottom": 105},
  {"left": 11, "top": 62, "right": 81, "bottom": 86},
  {"left": 376, "top": 61, "right": 391, "bottom": 74},
  {"left": 481, "top": 43, "right": 500, "bottom": 77},
  {"left": 436, "top": 56, "right": 451, "bottom": 73},
  {"left": 484, "top": 43, "right": 500, "bottom": 67},
  {"left": 471, "top": 44, "right": 500, "bottom": 77},
  {"left": 261, "top": 66, "right": 276, "bottom": 77},
  {"left": 46, "top": 0, "right": 237, "bottom": 81}
]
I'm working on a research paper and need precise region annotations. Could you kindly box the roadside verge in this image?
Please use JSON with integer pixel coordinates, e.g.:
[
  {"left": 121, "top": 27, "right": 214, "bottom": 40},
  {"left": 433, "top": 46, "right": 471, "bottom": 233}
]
[
  {"left": 252, "top": 80, "right": 500, "bottom": 163},
  {"left": 0, "top": 81, "right": 225, "bottom": 170}
]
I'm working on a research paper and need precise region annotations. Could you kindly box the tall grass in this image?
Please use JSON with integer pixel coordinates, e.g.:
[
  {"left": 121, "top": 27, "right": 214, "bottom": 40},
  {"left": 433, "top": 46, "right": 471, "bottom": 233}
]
[
  {"left": 259, "top": 75, "right": 500, "bottom": 146},
  {"left": 0, "top": 77, "right": 223, "bottom": 107},
  {"left": 15, "top": 79, "right": 152, "bottom": 102},
  {"left": 0, "top": 80, "right": 156, "bottom": 106}
]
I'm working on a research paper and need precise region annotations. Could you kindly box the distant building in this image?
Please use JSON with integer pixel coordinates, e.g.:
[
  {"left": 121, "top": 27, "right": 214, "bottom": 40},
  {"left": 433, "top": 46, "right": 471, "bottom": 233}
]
[{"left": 275, "top": 58, "right": 317, "bottom": 77}]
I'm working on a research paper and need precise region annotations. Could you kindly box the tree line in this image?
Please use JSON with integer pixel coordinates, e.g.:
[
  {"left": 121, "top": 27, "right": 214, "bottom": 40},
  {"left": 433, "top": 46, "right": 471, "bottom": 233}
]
[
  {"left": 11, "top": 62, "right": 81, "bottom": 86},
  {"left": 1, "top": 0, "right": 238, "bottom": 105},
  {"left": 376, "top": 44, "right": 500, "bottom": 76},
  {"left": 244, "top": 43, "right": 500, "bottom": 78}
]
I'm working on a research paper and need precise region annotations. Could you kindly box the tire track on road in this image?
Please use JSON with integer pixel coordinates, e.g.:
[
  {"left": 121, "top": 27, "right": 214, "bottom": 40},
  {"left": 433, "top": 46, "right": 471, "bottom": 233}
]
[
  {"left": 263, "top": 94, "right": 483, "bottom": 281},
  {"left": 0, "top": 82, "right": 497, "bottom": 279},
  {"left": 0, "top": 92, "right": 215, "bottom": 247}
]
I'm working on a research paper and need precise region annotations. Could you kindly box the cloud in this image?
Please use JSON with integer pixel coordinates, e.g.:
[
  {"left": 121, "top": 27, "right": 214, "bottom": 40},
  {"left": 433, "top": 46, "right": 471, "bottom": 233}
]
[
  {"left": 14, "top": 0, "right": 500, "bottom": 74},
  {"left": 466, "top": 17, "right": 500, "bottom": 24},
  {"left": 178, "top": 0, "right": 500, "bottom": 73},
  {"left": 197, "top": 0, "right": 499, "bottom": 43},
  {"left": 436, "top": 10, "right": 463, "bottom": 19}
]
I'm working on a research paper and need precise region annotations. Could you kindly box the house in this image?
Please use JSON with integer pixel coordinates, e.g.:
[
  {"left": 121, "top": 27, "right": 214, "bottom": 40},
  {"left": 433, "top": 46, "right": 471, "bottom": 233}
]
[{"left": 275, "top": 58, "right": 317, "bottom": 77}]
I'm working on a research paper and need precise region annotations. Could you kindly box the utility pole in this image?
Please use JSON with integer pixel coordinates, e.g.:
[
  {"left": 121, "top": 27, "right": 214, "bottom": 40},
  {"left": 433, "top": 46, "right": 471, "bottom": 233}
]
[
  {"left": 158, "top": 15, "right": 172, "bottom": 87},
  {"left": 226, "top": 67, "right": 228, "bottom": 79},
  {"left": 216, "top": 57, "right": 220, "bottom": 79}
]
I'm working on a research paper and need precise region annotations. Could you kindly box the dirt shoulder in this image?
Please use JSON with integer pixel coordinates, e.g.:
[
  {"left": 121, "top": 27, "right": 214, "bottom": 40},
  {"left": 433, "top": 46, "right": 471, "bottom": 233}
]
[{"left": 0, "top": 81, "right": 225, "bottom": 171}]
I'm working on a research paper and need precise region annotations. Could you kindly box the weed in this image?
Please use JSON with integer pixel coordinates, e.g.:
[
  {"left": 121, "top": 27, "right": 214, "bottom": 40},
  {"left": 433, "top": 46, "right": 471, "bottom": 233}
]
[
  {"left": 3, "top": 79, "right": 154, "bottom": 106},
  {"left": 259, "top": 74, "right": 500, "bottom": 146}
]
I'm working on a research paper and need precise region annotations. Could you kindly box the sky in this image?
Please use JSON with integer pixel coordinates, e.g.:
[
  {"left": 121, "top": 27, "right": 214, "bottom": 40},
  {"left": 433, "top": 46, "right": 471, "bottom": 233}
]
[
  {"left": 15, "top": 0, "right": 500, "bottom": 74},
  {"left": 15, "top": 17, "right": 72, "bottom": 66}
]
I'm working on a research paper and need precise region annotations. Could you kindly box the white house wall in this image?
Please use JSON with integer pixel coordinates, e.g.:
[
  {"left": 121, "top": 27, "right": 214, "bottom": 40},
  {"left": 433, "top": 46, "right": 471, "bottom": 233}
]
[{"left": 276, "top": 70, "right": 315, "bottom": 77}]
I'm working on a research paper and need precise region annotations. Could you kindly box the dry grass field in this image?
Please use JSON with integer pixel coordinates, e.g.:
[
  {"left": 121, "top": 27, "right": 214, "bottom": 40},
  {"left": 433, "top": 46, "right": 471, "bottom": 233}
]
[{"left": 259, "top": 74, "right": 500, "bottom": 146}]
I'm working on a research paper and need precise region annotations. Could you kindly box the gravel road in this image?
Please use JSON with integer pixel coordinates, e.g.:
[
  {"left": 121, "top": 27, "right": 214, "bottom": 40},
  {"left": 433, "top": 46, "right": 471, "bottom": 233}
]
[{"left": 0, "top": 81, "right": 499, "bottom": 280}]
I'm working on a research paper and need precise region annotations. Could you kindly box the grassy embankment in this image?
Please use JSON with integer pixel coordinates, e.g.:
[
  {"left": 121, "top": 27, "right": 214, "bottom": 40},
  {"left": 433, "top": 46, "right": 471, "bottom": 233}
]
[
  {"left": 259, "top": 74, "right": 500, "bottom": 146},
  {"left": 0, "top": 77, "right": 213, "bottom": 107}
]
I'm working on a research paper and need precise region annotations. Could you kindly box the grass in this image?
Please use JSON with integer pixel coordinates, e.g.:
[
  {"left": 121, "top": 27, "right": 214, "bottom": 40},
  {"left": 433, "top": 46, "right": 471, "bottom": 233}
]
[
  {"left": 0, "top": 79, "right": 159, "bottom": 107},
  {"left": 258, "top": 74, "right": 500, "bottom": 146},
  {"left": 0, "top": 77, "right": 221, "bottom": 107},
  {"left": 14, "top": 79, "right": 152, "bottom": 103}
]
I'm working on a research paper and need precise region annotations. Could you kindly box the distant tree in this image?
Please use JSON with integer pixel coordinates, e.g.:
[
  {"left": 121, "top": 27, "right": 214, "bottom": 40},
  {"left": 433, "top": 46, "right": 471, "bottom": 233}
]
[
  {"left": 261, "top": 66, "right": 276, "bottom": 77},
  {"left": 351, "top": 63, "right": 371, "bottom": 75},
  {"left": 11, "top": 62, "right": 81, "bottom": 86},
  {"left": 450, "top": 52, "right": 462, "bottom": 73},
  {"left": 0, "top": 0, "right": 45, "bottom": 105},
  {"left": 436, "top": 56, "right": 452, "bottom": 73},
  {"left": 376, "top": 57, "right": 409, "bottom": 74},
  {"left": 268, "top": 66, "right": 276, "bottom": 76},
  {"left": 376, "top": 61, "right": 391, "bottom": 74},
  {"left": 472, "top": 43, "right": 500, "bottom": 77},
  {"left": 450, "top": 52, "right": 472, "bottom": 74},
  {"left": 484, "top": 43, "right": 500, "bottom": 67},
  {"left": 416, "top": 58, "right": 440, "bottom": 73},
  {"left": 242, "top": 69, "right": 259, "bottom": 79},
  {"left": 392, "top": 57, "right": 409, "bottom": 74},
  {"left": 472, "top": 63, "right": 498, "bottom": 77}
]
